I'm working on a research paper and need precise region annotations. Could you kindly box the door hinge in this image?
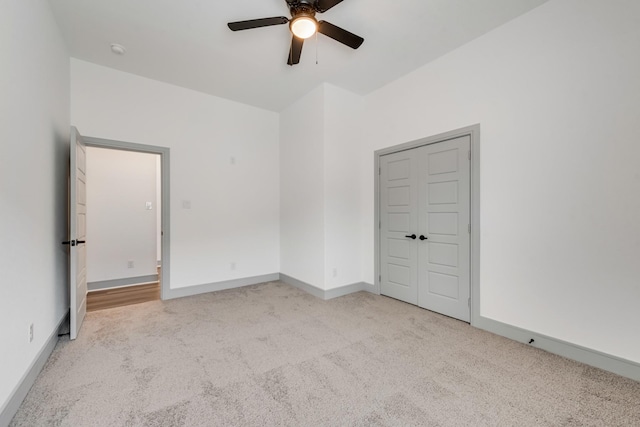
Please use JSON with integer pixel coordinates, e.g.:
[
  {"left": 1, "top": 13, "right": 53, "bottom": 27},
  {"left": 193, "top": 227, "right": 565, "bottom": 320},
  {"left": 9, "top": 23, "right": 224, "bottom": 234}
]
[
  {"left": 468, "top": 298, "right": 471, "bottom": 308},
  {"left": 468, "top": 150, "right": 471, "bottom": 160},
  {"left": 468, "top": 224, "right": 471, "bottom": 234},
  {"left": 379, "top": 275, "right": 381, "bottom": 282}
]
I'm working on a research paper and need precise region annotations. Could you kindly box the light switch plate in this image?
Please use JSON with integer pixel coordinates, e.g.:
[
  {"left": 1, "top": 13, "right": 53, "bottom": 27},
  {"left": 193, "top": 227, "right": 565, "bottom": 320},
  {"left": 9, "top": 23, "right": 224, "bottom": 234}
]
[{"left": 145, "top": 202, "right": 152, "bottom": 210}]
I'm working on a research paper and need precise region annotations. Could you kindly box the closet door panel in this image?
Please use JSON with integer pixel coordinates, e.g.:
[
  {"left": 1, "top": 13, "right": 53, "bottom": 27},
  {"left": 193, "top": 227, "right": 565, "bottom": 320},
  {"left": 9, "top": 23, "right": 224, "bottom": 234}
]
[
  {"left": 380, "top": 150, "right": 419, "bottom": 305},
  {"left": 417, "top": 136, "right": 471, "bottom": 321}
]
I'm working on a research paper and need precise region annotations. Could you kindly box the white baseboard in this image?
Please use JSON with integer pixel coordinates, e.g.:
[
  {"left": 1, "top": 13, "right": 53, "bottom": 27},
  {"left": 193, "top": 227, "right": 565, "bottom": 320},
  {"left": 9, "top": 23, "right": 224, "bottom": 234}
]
[
  {"left": 167, "top": 273, "right": 376, "bottom": 302},
  {"left": 88, "top": 274, "right": 158, "bottom": 291},
  {"left": 325, "top": 282, "right": 376, "bottom": 299},
  {"left": 279, "top": 274, "right": 375, "bottom": 300},
  {"left": 279, "top": 274, "right": 324, "bottom": 299},
  {"left": 164, "top": 273, "right": 280, "bottom": 300},
  {"left": 0, "top": 312, "right": 67, "bottom": 427},
  {"left": 475, "top": 316, "right": 640, "bottom": 382}
]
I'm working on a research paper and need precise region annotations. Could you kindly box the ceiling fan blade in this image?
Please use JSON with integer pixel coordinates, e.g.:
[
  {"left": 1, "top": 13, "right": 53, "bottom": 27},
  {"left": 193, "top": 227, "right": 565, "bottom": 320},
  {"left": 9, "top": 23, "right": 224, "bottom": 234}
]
[
  {"left": 287, "top": 36, "right": 304, "bottom": 66},
  {"left": 317, "top": 21, "right": 364, "bottom": 49},
  {"left": 227, "top": 17, "right": 289, "bottom": 31},
  {"left": 316, "top": 0, "right": 345, "bottom": 13}
]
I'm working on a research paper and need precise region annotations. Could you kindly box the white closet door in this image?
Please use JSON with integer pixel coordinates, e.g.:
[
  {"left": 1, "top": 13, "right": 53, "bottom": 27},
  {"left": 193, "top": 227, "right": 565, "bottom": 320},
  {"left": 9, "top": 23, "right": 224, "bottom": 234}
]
[
  {"left": 380, "top": 149, "right": 419, "bottom": 305},
  {"left": 70, "top": 127, "right": 88, "bottom": 339},
  {"left": 417, "top": 136, "right": 471, "bottom": 321}
]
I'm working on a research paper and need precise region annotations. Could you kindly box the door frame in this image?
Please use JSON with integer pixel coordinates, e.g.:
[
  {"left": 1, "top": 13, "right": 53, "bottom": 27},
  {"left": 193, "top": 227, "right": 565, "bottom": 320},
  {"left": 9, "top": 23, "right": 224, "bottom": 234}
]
[
  {"left": 374, "top": 124, "right": 480, "bottom": 325},
  {"left": 82, "top": 135, "right": 171, "bottom": 300}
]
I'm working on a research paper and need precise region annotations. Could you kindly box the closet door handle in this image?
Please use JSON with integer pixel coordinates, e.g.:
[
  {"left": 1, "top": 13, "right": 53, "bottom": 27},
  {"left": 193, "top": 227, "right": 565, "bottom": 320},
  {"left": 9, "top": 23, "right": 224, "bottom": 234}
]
[
  {"left": 405, "top": 234, "right": 417, "bottom": 240},
  {"left": 419, "top": 235, "right": 428, "bottom": 241}
]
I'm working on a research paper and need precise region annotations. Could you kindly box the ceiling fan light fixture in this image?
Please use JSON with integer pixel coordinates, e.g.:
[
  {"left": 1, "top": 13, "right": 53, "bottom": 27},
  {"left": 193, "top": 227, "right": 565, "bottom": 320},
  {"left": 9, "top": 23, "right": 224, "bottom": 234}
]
[{"left": 290, "top": 16, "right": 317, "bottom": 39}]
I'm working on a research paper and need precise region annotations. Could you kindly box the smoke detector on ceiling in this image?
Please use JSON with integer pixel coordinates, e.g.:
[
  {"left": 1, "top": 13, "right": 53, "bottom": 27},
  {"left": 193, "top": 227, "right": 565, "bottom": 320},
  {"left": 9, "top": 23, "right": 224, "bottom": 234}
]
[{"left": 110, "top": 43, "right": 126, "bottom": 55}]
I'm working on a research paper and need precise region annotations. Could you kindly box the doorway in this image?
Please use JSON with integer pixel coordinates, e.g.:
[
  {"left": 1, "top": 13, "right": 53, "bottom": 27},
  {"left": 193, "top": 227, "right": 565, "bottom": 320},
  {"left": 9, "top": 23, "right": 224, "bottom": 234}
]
[
  {"left": 82, "top": 135, "right": 171, "bottom": 301},
  {"left": 374, "top": 125, "right": 480, "bottom": 324},
  {"left": 85, "top": 147, "right": 161, "bottom": 311},
  {"left": 68, "top": 129, "right": 170, "bottom": 339}
]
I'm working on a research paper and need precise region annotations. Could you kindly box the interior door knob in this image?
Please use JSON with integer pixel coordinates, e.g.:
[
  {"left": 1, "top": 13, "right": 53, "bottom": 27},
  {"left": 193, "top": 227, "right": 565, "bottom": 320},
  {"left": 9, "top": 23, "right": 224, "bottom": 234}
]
[
  {"left": 405, "top": 234, "right": 417, "bottom": 240},
  {"left": 419, "top": 235, "right": 428, "bottom": 240}
]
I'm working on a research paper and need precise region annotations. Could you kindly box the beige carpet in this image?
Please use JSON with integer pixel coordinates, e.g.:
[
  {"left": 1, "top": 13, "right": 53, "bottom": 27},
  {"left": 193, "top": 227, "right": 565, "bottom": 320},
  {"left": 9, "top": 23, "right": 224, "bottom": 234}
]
[{"left": 11, "top": 281, "right": 640, "bottom": 426}]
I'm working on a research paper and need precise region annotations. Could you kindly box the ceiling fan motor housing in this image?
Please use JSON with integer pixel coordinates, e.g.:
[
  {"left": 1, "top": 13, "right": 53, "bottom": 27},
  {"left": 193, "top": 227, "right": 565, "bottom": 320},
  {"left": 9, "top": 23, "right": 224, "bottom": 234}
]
[{"left": 289, "top": 2, "right": 317, "bottom": 20}]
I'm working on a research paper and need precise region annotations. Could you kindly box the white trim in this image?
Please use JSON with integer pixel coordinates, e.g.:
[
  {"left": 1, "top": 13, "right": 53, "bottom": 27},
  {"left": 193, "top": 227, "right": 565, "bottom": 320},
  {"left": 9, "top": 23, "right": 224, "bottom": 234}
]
[
  {"left": 279, "top": 274, "right": 324, "bottom": 299},
  {"left": 279, "top": 274, "right": 376, "bottom": 300},
  {"left": 87, "top": 282, "right": 159, "bottom": 293},
  {"left": 325, "top": 282, "right": 375, "bottom": 299},
  {"left": 88, "top": 275, "right": 158, "bottom": 291},
  {"left": 0, "top": 313, "right": 67, "bottom": 427},
  {"left": 164, "top": 273, "right": 280, "bottom": 300},
  {"left": 476, "top": 316, "right": 640, "bottom": 381}
]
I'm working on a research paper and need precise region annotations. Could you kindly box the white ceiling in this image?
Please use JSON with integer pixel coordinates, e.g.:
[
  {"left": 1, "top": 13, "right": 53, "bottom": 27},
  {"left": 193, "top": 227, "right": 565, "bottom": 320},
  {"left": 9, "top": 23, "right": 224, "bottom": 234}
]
[{"left": 49, "top": 0, "right": 548, "bottom": 112}]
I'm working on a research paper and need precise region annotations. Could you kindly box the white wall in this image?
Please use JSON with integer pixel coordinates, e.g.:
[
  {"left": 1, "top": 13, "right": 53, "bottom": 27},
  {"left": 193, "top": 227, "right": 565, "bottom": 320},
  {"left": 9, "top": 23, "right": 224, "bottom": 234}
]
[
  {"left": 280, "top": 84, "right": 365, "bottom": 290},
  {"left": 71, "top": 60, "right": 280, "bottom": 289},
  {"left": 0, "top": 0, "right": 69, "bottom": 413},
  {"left": 280, "top": 87, "right": 326, "bottom": 287},
  {"left": 360, "top": 0, "right": 640, "bottom": 362},
  {"left": 323, "top": 85, "right": 364, "bottom": 290},
  {"left": 86, "top": 147, "right": 158, "bottom": 283}
]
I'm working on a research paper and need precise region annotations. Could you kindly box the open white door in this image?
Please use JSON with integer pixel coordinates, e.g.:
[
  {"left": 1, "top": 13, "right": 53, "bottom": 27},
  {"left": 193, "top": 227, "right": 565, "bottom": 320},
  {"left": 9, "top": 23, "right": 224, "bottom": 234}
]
[{"left": 68, "top": 127, "right": 87, "bottom": 340}]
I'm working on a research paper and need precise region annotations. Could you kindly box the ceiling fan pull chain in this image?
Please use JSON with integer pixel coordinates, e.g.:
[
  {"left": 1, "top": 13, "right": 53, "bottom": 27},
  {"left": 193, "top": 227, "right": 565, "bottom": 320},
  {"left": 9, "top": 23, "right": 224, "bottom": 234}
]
[{"left": 316, "top": 30, "right": 319, "bottom": 64}]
